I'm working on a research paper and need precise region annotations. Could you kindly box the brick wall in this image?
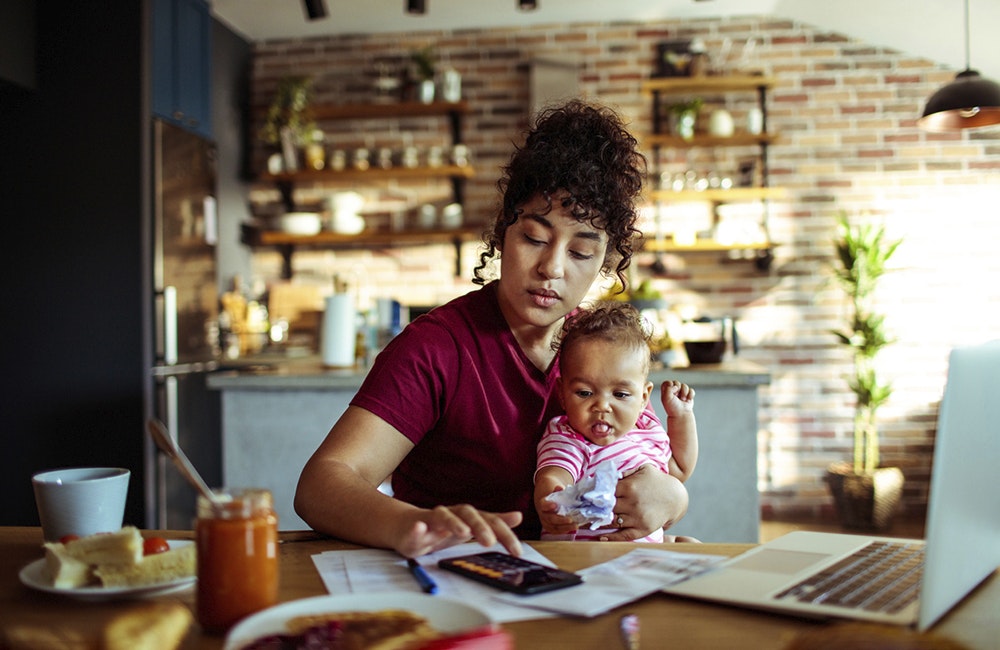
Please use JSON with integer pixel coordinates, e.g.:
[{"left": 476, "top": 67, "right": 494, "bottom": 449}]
[{"left": 246, "top": 16, "right": 1000, "bottom": 523}]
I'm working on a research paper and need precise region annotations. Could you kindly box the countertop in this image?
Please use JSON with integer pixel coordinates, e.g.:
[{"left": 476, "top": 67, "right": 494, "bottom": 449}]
[{"left": 207, "top": 353, "right": 770, "bottom": 391}]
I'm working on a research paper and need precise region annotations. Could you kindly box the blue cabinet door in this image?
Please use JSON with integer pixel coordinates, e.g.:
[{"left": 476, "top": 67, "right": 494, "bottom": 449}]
[
  {"left": 151, "top": 0, "right": 176, "bottom": 122},
  {"left": 152, "top": 0, "right": 212, "bottom": 138}
]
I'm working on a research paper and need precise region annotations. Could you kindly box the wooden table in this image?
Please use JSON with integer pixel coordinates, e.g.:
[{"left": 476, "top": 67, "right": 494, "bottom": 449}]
[{"left": 1, "top": 527, "right": 996, "bottom": 649}]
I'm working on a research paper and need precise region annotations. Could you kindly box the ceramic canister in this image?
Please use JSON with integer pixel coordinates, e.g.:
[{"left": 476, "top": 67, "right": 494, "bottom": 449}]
[{"left": 708, "top": 109, "right": 735, "bottom": 137}]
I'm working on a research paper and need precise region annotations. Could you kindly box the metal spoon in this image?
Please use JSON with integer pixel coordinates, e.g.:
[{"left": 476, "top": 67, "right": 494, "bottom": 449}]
[{"left": 147, "top": 419, "right": 229, "bottom": 508}]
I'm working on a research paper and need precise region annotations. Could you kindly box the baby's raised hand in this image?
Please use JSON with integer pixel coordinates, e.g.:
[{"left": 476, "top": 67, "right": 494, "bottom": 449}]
[{"left": 661, "top": 380, "right": 695, "bottom": 417}]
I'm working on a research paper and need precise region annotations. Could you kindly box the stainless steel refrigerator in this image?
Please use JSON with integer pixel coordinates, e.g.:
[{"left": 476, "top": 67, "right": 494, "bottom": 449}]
[{"left": 145, "top": 119, "right": 222, "bottom": 529}]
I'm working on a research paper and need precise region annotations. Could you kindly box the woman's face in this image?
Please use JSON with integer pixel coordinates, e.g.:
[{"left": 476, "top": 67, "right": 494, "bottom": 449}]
[{"left": 496, "top": 193, "right": 608, "bottom": 334}]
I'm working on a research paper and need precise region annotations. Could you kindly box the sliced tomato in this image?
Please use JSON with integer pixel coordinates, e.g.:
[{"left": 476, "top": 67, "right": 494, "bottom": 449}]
[
  {"left": 143, "top": 536, "right": 170, "bottom": 555},
  {"left": 58, "top": 534, "right": 80, "bottom": 544}
]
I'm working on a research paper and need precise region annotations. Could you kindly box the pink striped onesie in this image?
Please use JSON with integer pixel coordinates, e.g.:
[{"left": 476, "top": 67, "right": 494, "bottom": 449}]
[{"left": 535, "top": 408, "right": 672, "bottom": 542}]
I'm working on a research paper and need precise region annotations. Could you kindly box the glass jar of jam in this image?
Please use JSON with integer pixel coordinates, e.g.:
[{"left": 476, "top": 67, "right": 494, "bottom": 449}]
[{"left": 195, "top": 488, "right": 278, "bottom": 631}]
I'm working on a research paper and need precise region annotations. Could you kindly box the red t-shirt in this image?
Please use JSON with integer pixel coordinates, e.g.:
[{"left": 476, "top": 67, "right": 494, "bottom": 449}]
[{"left": 351, "top": 282, "right": 561, "bottom": 539}]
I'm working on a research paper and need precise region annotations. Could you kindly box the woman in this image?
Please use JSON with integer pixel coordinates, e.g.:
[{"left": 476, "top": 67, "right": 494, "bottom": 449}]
[{"left": 295, "top": 100, "right": 688, "bottom": 558}]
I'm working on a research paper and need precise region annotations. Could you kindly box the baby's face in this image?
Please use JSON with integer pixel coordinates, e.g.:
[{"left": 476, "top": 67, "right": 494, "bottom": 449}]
[{"left": 557, "top": 338, "right": 653, "bottom": 446}]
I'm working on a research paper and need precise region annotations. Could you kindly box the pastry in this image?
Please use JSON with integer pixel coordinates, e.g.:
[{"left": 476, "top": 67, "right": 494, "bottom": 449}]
[
  {"left": 103, "top": 602, "right": 193, "bottom": 650},
  {"left": 94, "top": 544, "right": 196, "bottom": 587},
  {"left": 57, "top": 526, "right": 143, "bottom": 566},
  {"left": 241, "top": 609, "right": 442, "bottom": 650},
  {"left": 42, "top": 542, "right": 93, "bottom": 589}
]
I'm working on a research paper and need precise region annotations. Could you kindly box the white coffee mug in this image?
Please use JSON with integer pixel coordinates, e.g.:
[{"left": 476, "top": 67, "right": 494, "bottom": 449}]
[{"left": 32, "top": 467, "right": 130, "bottom": 541}]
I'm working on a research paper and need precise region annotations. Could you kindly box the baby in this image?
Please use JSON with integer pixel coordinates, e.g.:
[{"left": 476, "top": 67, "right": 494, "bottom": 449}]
[{"left": 534, "top": 301, "right": 698, "bottom": 542}]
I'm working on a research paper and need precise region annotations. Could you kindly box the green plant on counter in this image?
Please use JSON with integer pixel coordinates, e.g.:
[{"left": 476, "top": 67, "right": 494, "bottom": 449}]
[
  {"left": 830, "top": 214, "right": 901, "bottom": 475},
  {"left": 260, "top": 75, "right": 316, "bottom": 146}
]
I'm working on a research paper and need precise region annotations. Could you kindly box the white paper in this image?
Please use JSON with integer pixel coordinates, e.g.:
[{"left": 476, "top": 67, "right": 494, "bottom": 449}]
[
  {"left": 310, "top": 544, "right": 727, "bottom": 622},
  {"left": 493, "top": 548, "right": 727, "bottom": 618},
  {"left": 311, "top": 543, "right": 562, "bottom": 623}
]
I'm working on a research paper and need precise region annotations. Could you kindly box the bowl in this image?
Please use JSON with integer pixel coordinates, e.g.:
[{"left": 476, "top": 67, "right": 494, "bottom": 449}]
[
  {"left": 684, "top": 340, "right": 726, "bottom": 365},
  {"left": 276, "top": 212, "right": 322, "bottom": 235}
]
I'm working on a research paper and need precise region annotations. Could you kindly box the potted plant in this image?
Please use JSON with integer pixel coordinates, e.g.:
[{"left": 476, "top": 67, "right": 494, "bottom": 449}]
[
  {"left": 825, "top": 214, "right": 904, "bottom": 531},
  {"left": 410, "top": 46, "right": 437, "bottom": 103},
  {"left": 260, "top": 76, "right": 316, "bottom": 171},
  {"left": 667, "top": 98, "right": 703, "bottom": 141}
]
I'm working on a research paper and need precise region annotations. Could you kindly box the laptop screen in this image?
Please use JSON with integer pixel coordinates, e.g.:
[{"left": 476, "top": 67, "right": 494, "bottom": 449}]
[{"left": 918, "top": 340, "right": 1000, "bottom": 629}]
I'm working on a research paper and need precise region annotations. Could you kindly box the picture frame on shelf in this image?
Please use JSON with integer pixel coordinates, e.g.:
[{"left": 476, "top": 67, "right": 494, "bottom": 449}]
[
  {"left": 736, "top": 158, "right": 759, "bottom": 188},
  {"left": 654, "top": 40, "right": 693, "bottom": 77}
]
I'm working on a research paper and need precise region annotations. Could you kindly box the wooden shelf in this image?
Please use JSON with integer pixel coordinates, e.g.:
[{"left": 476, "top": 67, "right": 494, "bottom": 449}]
[
  {"left": 641, "top": 75, "right": 777, "bottom": 94},
  {"left": 642, "top": 239, "right": 772, "bottom": 253},
  {"left": 259, "top": 165, "right": 474, "bottom": 184},
  {"left": 251, "top": 100, "right": 474, "bottom": 278},
  {"left": 641, "top": 74, "right": 782, "bottom": 271},
  {"left": 647, "top": 187, "right": 787, "bottom": 202},
  {"left": 242, "top": 224, "right": 483, "bottom": 279},
  {"left": 309, "top": 100, "right": 469, "bottom": 120},
  {"left": 642, "top": 132, "right": 779, "bottom": 149},
  {"left": 246, "top": 226, "right": 481, "bottom": 248},
  {"left": 253, "top": 100, "right": 470, "bottom": 121}
]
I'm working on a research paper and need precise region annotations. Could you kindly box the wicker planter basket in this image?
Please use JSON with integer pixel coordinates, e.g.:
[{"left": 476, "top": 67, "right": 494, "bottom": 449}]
[{"left": 825, "top": 462, "right": 904, "bottom": 531}]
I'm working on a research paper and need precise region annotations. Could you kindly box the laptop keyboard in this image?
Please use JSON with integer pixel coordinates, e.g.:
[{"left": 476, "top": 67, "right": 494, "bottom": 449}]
[{"left": 775, "top": 541, "right": 925, "bottom": 613}]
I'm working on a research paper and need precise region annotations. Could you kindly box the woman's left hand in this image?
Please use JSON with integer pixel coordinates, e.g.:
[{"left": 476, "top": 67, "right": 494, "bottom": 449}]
[{"left": 599, "top": 465, "right": 688, "bottom": 541}]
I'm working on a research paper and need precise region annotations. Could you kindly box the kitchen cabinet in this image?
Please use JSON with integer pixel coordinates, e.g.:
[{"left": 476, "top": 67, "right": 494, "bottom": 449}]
[
  {"left": 208, "top": 357, "right": 769, "bottom": 540},
  {"left": 244, "top": 100, "right": 474, "bottom": 278},
  {"left": 641, "top": 75, "right": 781, "bottom": 270},
  {"left": 152, "top": 0, "right": 212, "bottom": 138}
]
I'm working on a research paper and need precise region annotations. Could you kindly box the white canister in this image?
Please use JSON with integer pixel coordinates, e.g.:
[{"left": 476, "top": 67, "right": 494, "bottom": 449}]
[
  {"left": 442, "top": 68, "right": 462, "bottom": 102},
  {"left": 321, "top": 294, "right": 357, "bottom": 368},
  {"left": 708, "top": 109, "right": 735, "bottom": 137},
  {"left": 746, "top": 107, "right": 764, "bottom": 135}
]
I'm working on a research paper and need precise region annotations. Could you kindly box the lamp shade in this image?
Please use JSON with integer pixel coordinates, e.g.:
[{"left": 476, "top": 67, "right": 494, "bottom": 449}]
[
  {"left": 302, "top": 0, "right": 327, "bottom": 20},
  {"left": 918, "top": 69, "right": 1000, "bottom": 132}
]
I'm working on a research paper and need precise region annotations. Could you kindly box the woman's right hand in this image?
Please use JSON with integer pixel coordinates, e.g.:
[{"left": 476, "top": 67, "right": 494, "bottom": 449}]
[{"left": 396, "top": 505, "right": 524, "bottom": 558}]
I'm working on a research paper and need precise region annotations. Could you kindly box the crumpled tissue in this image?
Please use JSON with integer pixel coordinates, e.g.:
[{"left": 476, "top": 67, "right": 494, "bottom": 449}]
[{"left": 544, "top": 460, "right": 619, "bottom": 529}]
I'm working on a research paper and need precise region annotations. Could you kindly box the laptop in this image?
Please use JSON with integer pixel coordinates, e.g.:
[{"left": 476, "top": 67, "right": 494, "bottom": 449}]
[{"left": 663, "top": 340, "right": 1000, "bottom": 629}]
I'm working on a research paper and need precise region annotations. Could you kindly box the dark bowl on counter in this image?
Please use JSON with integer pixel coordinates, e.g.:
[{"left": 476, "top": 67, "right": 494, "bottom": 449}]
[{"left": 684, "top": 340, "right": 726, "bottom": 365}]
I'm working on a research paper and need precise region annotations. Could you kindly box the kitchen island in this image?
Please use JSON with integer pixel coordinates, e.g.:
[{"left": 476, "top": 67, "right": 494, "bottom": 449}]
[{"left": 208, "top": 356, "right": 769, "bottom": 542}]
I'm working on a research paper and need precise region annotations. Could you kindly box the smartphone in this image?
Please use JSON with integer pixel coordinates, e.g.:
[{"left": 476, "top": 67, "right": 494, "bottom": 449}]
[{"left": 437, "top": 551, "right": 582, "bottom": 595}]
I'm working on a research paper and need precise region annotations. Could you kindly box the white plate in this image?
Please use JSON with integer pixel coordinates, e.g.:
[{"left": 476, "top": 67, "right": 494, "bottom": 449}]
[
  {"left": 18, "top": 540, "right": 196, "bottom": 602},
  {"left": 224, "top": 593, "right": 493, "bottom": 650}
]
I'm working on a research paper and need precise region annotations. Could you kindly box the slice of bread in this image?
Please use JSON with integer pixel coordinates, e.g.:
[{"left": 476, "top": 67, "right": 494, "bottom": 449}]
[
  {"left": 94, "top": 544, "right": 196, "bottom": 588},
  {"left": 42, "top": 542, "right": 94, "bottom": 588},
  {"left": 61, "top": 526, "right": 143, "bottom": 566},
  {"left": 103, "top": 602, "right": 192, "bottom": 650}
]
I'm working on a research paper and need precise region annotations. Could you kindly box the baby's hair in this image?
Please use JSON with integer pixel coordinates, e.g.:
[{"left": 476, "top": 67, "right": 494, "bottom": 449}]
[
  {"left": 555, "top": 301, "right": 653, "bottom": 374},
  {"left": 473, "top": 100, "right": 645, "bottom": 288}
]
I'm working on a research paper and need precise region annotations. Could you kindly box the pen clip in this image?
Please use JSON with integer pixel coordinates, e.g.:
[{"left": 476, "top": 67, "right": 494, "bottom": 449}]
[{"left": 407, "top": 557, "right": 439, "bottom": 594}]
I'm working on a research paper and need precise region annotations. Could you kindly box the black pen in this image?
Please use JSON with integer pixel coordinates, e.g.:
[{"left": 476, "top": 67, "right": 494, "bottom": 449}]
[{"left": 407, "top": 558, "right": 439, "bottom": 594}]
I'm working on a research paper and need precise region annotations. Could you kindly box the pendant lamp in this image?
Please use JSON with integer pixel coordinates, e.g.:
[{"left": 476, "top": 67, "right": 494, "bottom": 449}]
[
  {"left": 302, "top": 0, "right": 327, "bottom": 20},
  {"left": 918, "top": 0, "right": 1000, "bottom": 132}
]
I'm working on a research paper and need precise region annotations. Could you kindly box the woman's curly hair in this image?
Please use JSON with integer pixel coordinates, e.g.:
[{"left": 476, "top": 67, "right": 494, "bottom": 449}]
[{"left": 472, "top": 100, "right": 646, "bottom": 289}]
